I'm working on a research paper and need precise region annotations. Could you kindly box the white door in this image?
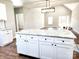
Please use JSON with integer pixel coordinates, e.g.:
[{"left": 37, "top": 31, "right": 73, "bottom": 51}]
[
  {"left": 56, "top": 44, "right": 73, "bottom": 59},
  {"left": 40, "top": 42, "right": 56, "bottom": 59}
]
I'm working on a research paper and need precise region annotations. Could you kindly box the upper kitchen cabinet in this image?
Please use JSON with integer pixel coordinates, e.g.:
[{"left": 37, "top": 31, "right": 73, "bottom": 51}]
[{"left": 0, "top": 3, "right": 7, "bottom": 20}]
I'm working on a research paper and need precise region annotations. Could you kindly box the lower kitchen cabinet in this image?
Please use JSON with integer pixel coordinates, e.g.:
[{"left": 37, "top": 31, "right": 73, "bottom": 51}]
[
  {"left": 40, "top": 42, "right": 56, "bottom": 59},
  {"left": 16, "top": 35, "right": 39, "bottom": 58},
  {"left": 16, "top": 39, "right": 28, "bottom": 55},
  {"left": 26, "top": 42, "right": 39, "bottom": 57},
  {"left": 40, "top": 42, "right": 73, "bottom": 59},
  {"left": 16, "top": 34, "right": 75, "bottom": 59},
  {"left": 0, "top": 30, "right": 13, "bottom": 46},
  {"left": 17, "top": 42, "right": 39, "bottom": 57},
  {"left": 56, "top": 44, "right": 73, "bottom": 59}
]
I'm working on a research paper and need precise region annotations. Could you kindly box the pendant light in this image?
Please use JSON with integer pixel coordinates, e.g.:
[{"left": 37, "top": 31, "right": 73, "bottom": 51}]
[{"left": 41, "top": 0, "right": 55, "bottom": 13}]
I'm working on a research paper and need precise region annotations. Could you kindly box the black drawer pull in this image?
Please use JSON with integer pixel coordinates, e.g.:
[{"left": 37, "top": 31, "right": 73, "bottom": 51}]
[
  {"left": 55, "top": 45, "right": 56, "bottom": 46},
  {"left": 24, "top": 40, "right": 28, "bottom": 42},
  {"left": 20, "top": 36, "right": 21, "bottom": 38},
  {"left": 45, "top": 38, "right": 47, "bottom": 40},
  {"left": 62, "top": 40, "right": 64, "bottom": 42},
  {"left": 52, "top": 44, "right": 53, "bottom": 46}
]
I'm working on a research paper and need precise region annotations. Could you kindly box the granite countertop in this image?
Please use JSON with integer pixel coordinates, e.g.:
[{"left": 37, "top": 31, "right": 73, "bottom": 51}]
[{"left": 16, "top": 29, "right": 76, "bottom": 39}]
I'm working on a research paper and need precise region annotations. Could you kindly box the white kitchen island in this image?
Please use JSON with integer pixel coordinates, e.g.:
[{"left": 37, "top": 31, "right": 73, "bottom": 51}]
[{"left": 16, "top": 29, "right": 76, "bottom": 59}]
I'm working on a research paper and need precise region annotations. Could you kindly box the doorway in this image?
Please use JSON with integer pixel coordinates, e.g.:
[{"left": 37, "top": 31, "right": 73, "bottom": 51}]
[{"left": 15, "top": 13, "right": 24, "bottom": 31}]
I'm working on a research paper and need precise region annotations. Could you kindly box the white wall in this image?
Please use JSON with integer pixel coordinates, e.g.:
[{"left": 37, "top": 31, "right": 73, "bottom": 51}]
[
  {"left": 45, "top": 5, "right": 71, "bottom": 27},
  {"left": 71, "top": 4, "right": 79, "bottom": 33},
  {"left": 0, "top": 0, "right": 16, "bottom": 37},
  {"left": 23, "top": 5, "right": 71, "bottom": 29},
  {"left": 23, "top": 7, "right": 44, "bottom": 29}
]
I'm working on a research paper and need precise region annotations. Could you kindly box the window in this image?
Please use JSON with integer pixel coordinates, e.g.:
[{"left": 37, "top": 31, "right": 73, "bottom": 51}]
[
  {"left": 48, "top": 16, "right": 53, "bottom": 25},
  {"left": 59, "top": 16, "right": 70, "bottom": 27}
]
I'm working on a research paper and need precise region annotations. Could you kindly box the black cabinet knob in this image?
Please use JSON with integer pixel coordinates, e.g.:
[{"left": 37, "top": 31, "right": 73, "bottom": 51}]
[
  {"left": 62, "top": 40, "right": 64, "bottom": 42},
  {"left": 20, "top": 36, "right": 21, "bottom": 38},
  {"left": 55, "top": 45, "right": 56, "bottom": 46},
  {"left": 45, "top": 38, "right": 47, "bottom": 40},
  {"left": 52, "top": 44, "right": 53, "bottom": 46},
  {"left": 24, "top": 40, "right": 26, "bottom": 42}
]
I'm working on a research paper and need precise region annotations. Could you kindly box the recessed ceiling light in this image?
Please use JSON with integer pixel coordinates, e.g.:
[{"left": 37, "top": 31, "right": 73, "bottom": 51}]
[{"left": 11, "top": 0, "right": 23, "bottom": 7}]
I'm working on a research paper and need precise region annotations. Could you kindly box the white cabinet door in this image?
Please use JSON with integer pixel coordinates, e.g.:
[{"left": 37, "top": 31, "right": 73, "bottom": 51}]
[
  {"left": 4, "top": 30, "right": 13, "bottom": 44},
  {"left": 26, "top": 41, "right": 39, "bottom": 58},
  {"left": 17, "top": 41, "right": 28, "bottom": 55},
  {"left": 16, "top": 35, "right": 29, "bottom": 54},
  {"left": 40, "top": 42, "right": 56, "bottom": 59},
  {"left": 40, "top": 42, "right": 73, "bottom": 59},
  {"left": 0, "top": 30, "right": 13, "bottom": 46},
  {"left": 24, "top": 35, "right": 39, "bottom": 57},
  {"left": 56, "top": 44, "right": 73, "bottom": 59},
  {"left": 16, "top": 35, "right": 39, "bottom": 58}
]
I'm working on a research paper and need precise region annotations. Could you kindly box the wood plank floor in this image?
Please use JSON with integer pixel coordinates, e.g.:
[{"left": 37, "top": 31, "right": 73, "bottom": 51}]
[
  {"left": 0, "top": 30, "right": 79, "bottom": 59},
  {"left": 0, "top": 40, "right": 37, "bottom": 59}
]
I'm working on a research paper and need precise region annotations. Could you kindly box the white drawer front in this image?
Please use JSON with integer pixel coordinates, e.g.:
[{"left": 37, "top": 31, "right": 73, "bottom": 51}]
[
  {"left": 16, "top": 34, "right": 38, "bottom": 40},
  {"left": 16, "top": 34, "right": 26, "bottom": 39},
  {"left": 56, "top": 43, "right": 74, "bottom": 49},
  {"left": 26, "top": 35, "right": 38, "bottom": 41},
  {"left": 16, "top": 34, "right": 38, "bottom": 45},
  {"left": 2, "top": 30, "right": 12, "bottom": 35},
  {"left": 40, "top": 41, "right": 54, "bottom": 46},
  {"left": 39, "top": 36, "right": 54, "bottom": 43},
  {"left": 54, "top": 38, "right": 74, "bottom": 44}
]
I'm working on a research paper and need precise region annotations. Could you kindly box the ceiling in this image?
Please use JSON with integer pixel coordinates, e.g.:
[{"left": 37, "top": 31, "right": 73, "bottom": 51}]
[
  {"left": 22, "top": 0, "right": 78, "bottom": 3},
  {"left": 64, "top": 3, "right": 79, "bottom": 10},
  {"left": 11, "top": 0, "right": 79, "bottom": 8},
  {"left": 23, "top": 0, "right": 45, "bottom": 3}
]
